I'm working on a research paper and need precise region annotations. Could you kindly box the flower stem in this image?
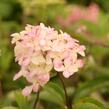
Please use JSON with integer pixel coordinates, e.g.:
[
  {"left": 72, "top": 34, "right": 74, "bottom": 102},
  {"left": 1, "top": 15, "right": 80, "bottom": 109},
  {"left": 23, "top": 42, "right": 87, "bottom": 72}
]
[
  {"left": 33, "top": 91, "right": 40, "bottom": 109},
  {"left": 0, "top": 81, "right": 3, "bottom": 97},
  {"left": 57, "top": 73, "right": 72, "bottom": 109}
]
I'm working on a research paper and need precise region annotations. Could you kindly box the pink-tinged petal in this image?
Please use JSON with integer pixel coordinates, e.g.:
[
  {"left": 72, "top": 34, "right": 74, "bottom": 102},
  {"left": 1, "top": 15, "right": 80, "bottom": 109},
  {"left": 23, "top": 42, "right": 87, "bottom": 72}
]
[
  {"left": 28, "top": 71, "right": 36, "bottom": 78},
  {"left": 25, "top": 24, "right": 33, "bottom": 31},
  {"left": 20, "top": 30, "right": 27, "bottom": 35},
  {"left": 63, "top": 71, "right": 70, "bottom": 78},
  {"left": 11, "top": 33, "right": 21, "bottom": 44},
  {"left": 77, "top": 45, "right": 86, "bottom": 56},
  {"left": 64, "top": 58, "right": 72, "bottom": 66},
  {"left": 11, "top": 33, "right": 19, "bottom": 37},
  {"left": 39, "top": 39, "right": 46, "bottom": 46},
  {"left": 45, "top": 57, "right": 53, "bottom": 72},
  {"left": 63, "top": 64, "right": 78, "bottom": 78},
  {"left": 63, "top": 70, "right": 75, "bottom": 78},
  {"left": 26, "top": 26, "right": 37, "bottom": 38},
  {"left": 64, "top": 52, "right": 77, "bottom": 65},
  {"left": 13, "top": 71, "right": 22, "bottom": 80},
  {"left": 47, "top": 51, "right": 56, "bottom": 58},
  {"left": 40, "top": 23, "right": 45, "bottom": 28},
  {"left": 22, "top": 58, "right": 30, "bottom": 67},
  {"left": 76, "top": 59, "right": 84, "bottom": 68},
  {"left": 22, "top": 85, "right": 33, "bottom": 96},
  {"left": 31, "top": 54, "right": 45, "bottom": 65},
  {"left": 33, "top": 84, "right": 39, "bottom": 92},
  {"left": 38, "top": 73, "right": 50, "bottom": 86},
  {"left": 53, "top": 59, "right": 64, "bottom": 72}
]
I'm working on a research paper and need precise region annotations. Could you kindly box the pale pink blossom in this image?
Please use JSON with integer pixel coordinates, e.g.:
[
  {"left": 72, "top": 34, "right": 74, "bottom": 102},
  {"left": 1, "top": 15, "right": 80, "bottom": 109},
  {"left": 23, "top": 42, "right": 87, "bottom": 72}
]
[
  {"left": 11, "top": 23, "right": 85, "bottom": 96},
  {"left": 57, "top": 3, "right": 99, "bottom": 27},
  {"left": 85, "top": 3, "right": 99, "bottom": 23}
]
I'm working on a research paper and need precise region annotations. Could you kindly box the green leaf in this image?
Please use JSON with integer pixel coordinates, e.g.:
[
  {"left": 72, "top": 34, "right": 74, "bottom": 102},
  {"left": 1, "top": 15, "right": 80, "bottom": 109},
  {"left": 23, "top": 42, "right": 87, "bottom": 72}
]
[
  {"left": 74, "top": 97, "right": 107, "bottom": 109},
  {"left": 1, "top": 106, "right": 18, "bottom": 109},
  {"left": 40, "top": 82, "right": 65, "bottom": 108},
  {"left": 0, "top": 39, "right": 13, "bottom": 74},
  {"left": 14, "top": 91, "right": 29, "bottom": 109},
  {"left": 74, "top": 75, "right": 109, "bottom": 101},
  {"left": 0, "top": 2, "right": 12, "bottom": 18}
]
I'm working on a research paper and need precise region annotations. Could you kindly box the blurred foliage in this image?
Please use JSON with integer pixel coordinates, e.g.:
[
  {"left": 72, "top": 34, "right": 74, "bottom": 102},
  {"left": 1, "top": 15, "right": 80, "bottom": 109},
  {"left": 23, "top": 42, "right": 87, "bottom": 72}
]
[
  {"left": 1, "top": 0, "right": 109, "bottom": 109},
  {"left": 74, "top": 97, "right": 107, "bottom": 109},
  {"left": 40, "top": 81, "right": 65, "bottom": 108}
]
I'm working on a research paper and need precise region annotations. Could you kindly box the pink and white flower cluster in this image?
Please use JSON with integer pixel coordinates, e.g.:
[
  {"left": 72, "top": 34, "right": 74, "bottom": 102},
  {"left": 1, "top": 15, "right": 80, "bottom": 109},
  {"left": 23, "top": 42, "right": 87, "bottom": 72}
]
[
  {"left": 11, "top": 23, "right": 85, "bottom": 96},
  {"left": 57, "top": 3, "right": 99, "bottom": 27}
]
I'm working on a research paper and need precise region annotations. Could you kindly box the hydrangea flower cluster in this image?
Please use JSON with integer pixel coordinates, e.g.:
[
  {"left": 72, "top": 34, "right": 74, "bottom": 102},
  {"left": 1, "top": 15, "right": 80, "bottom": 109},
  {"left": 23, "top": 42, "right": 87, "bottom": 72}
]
[
  {"left": 57, "top": 3, "right": 99, "bottom": 27},
  {"left": 11, "top": 23, "right": 85, "bottom": 96}
]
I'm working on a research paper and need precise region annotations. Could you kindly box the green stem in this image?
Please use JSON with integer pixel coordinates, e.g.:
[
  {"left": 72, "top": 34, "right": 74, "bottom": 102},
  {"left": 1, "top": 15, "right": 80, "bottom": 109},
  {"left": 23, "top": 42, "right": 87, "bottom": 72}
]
[
  {"left": 57, "top": 73, "right": 72, "bottom": 109},
  {"left": 0, "top": 81, "right": 3, "bottom": 97},
  {"left": 33, "top": 91, "right": 40, "bottom": 109}
]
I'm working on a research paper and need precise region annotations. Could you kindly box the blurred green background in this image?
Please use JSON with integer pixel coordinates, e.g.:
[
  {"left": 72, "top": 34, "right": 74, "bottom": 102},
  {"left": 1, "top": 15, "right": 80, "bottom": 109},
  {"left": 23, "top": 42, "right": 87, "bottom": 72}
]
[{"left": 1, "top": 0, "right": 109, "bottom": 109}]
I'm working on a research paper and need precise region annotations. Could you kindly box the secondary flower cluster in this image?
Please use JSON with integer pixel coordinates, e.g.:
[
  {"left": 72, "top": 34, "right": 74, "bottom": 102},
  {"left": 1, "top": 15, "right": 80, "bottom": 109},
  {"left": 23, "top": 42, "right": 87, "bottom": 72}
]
[
  {"left": 57, "top": 3, "right": 99, "bottom": 27},
  {"left": 11, "top": 23, "right": 85, "bottom": 96}
]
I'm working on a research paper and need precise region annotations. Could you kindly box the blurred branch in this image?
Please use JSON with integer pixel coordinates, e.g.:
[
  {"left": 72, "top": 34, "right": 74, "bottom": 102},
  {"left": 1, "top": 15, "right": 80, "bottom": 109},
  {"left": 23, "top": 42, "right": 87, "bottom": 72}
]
[
  {"left": 82, "top": 34, "right": 109, "bottom": 48},
  {"left": 73, "top": 32, "right": 109, "bottom": 48}
]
